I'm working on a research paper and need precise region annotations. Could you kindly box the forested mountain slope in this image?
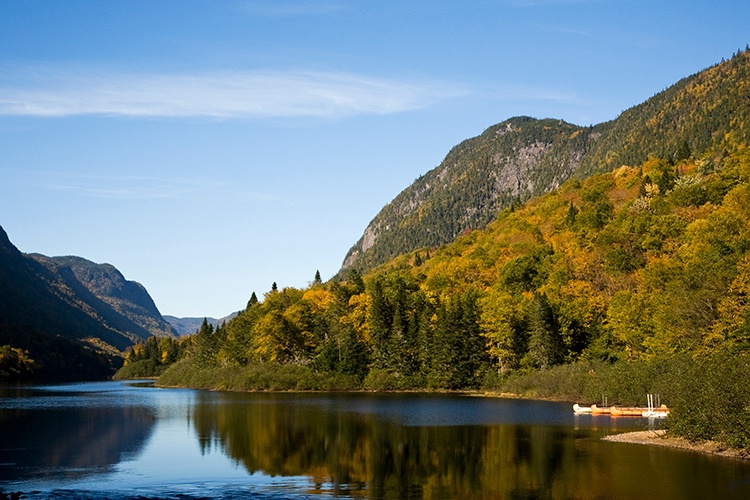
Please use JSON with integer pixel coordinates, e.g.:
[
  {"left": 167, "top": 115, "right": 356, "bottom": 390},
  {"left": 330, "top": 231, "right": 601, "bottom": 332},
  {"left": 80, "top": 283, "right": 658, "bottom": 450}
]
[
  {"left": 577, "top": 48, "right": 750, "bottom": 176},
  {"left": 0, "top": 225, "right": 174, "bottom": 379},
  {"left": 342, "top": 117, "right": 590, "bottom": 273},
  {"left": 342, "top": 49, "right": 750, "bottom": 275},
  {"left": 31, "top": 254, "right": 177, "bottom": 339}
]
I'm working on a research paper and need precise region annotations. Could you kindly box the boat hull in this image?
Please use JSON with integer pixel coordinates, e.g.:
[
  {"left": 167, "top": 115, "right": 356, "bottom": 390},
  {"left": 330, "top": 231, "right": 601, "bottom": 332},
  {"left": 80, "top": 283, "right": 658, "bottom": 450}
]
[
  {"left": 573, "top": 403, "right": 592, "bottom": 413},
  {"left": 590, "top": 404, "right": 611, "bottom": 415},
  {"left": 610, "top": 406, "right": 670, "bottom": 417}
]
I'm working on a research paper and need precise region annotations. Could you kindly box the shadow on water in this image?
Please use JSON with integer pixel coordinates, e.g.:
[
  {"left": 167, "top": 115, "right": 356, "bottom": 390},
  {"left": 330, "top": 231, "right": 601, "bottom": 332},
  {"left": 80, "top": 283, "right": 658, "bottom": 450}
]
[{"left": 0, "top": 383, "right": 156, "bottom": 484}]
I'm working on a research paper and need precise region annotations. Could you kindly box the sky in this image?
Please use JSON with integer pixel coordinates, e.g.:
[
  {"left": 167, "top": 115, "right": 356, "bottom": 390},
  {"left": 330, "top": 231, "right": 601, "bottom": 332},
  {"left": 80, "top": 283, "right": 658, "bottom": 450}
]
[{"left": 1, "top": 1, "right": 748, "bottom": 319}]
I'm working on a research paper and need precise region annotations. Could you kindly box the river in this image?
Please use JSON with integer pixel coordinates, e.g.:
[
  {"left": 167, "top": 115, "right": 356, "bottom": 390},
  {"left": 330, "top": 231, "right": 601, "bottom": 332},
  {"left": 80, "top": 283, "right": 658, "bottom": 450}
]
[{"left": 1, "top": 380, "right": 749, "bottom": 499}]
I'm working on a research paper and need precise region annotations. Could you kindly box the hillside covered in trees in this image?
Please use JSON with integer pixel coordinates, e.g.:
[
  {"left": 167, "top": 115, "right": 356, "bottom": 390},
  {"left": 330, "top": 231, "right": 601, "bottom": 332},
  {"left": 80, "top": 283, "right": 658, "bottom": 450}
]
[
  {"left": 342, "top": 49, "right": 750, "bottom": 276},
  {"left": 0, "top": 226, "right": 176, "bottom": 380}
]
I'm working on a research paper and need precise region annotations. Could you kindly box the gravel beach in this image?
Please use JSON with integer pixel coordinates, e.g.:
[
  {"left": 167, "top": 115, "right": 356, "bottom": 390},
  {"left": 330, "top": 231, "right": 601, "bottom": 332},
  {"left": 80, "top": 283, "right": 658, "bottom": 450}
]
[{"left": 603, "top": 430, "right": 749, "bottom": 460}]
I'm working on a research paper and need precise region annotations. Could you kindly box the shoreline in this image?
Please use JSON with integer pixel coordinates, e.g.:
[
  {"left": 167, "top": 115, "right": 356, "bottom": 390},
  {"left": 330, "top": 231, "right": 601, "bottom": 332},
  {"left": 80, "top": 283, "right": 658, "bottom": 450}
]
[{"left": 603, "top": 430, "right": 749, "bottom": 460}]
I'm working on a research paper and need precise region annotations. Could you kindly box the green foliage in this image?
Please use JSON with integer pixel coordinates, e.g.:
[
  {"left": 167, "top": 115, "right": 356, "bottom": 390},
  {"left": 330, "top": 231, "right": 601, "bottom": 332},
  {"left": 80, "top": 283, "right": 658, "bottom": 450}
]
[
  {"left": 0, "top": 344, "right": 38, "bottom": 380},
  {"left": 159, "top": 358, "right": 361, "bottom": 391},
  {"left": 362, "top": 368, "right": 424, "bottom": 391},
  {"left": 427, "top": 289, "right": 489, "bottom": 389},
  {"left": 525, "top": 292, "right": 565, "bottom": 369},
  {"left": 113, "top": 358, "right": 167, "bottom": 379},
  {"left": 664, "top": 352, "right": 750, "bottom": 449},
  {"left": 499, "top": 245, "right": 552, "bottom": 293},
  {"left": 114, "top": 334, "right": 186, "bottom": 379},
  {"left": 480, "top": 290, "right": 528, "bottom": 372},
  {"left": 498, "top": 353, "right": 750, "bottom": 450},
  {"left": 153, "top": 145, "right": 750, "bottom": 406},
  {"left": 0, "top": 323, "right": 120, "bottom": 381},
  {"left": 496, "top": 358, "right": 679, "bottom": 405},
  {"left": 193, "top": 318, "right": 220, "bottom": 366}
]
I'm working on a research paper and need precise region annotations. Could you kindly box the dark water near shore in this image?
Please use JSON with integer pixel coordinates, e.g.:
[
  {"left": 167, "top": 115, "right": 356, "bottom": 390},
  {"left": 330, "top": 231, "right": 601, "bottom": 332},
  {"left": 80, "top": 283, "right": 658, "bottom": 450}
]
[{"left": 1, "top": 380, "right": 749, "bottom": 499}]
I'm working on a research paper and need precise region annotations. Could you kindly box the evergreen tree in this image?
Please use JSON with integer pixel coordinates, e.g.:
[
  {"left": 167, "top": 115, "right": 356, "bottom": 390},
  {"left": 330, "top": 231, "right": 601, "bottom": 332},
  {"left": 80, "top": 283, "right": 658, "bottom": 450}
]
[
  {"left": 367, "top": 277, "right": 392, "bottom": 369},
  {"left": 347, "top": 268, "right": 365, "bottom": 294},
  {"left": 565, "top": 202, "right": 578, "bottom": 226},
  {"left": 339, "top": 328, "right": 369, "bottom": 379},
  {"left": 428, "top": 290, "right": 487, "bottom": 389},
  {"left": 527, "top": 293, "right": 565, "bottom": 369},
  {"left": 246, "top": 292, "right": 259, "bottom": 310},
  {"left": 675, "top": 140, "right": 692, "bottom": 162},
  {"left": 194, "top": 318, "right": 219, "bottom": 366}
]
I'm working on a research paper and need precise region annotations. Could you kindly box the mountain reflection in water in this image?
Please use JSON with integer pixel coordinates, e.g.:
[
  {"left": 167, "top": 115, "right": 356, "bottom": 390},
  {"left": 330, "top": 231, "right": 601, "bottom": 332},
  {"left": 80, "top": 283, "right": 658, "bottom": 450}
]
[
  {"left": 0, "top": 405, "right": 155, "bottom": 483},
  {"left": 0, "top": 383, "right": 157, "bottom": 486}
]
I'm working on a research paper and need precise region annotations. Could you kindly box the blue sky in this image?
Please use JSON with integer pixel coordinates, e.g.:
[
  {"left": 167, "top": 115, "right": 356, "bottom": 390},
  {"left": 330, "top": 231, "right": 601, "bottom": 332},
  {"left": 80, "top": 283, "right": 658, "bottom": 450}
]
[{"left": 1, "top": 1, "right": 748, "bottom": 318}]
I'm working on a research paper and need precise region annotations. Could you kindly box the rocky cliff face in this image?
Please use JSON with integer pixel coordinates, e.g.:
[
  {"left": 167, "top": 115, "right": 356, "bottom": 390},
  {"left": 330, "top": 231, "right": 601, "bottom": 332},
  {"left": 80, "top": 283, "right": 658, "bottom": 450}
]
[{"left": 341, "top": 117, "right": 591, "bottom": 273}]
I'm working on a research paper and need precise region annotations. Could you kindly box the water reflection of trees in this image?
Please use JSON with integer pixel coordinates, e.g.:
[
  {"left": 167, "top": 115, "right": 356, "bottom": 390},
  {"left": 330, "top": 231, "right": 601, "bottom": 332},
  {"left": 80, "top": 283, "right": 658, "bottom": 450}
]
[{"left": 189, "top": 394, "right": 613, "bottom": 499}]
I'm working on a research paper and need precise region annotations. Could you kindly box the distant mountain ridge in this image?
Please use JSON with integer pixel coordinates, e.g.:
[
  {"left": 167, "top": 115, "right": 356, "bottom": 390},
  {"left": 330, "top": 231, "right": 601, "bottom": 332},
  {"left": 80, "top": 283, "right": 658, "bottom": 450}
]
[
  {"left": 342, "top": 50, "right": 750, "bottom": 274},
  {"left": 164, "top": 313, "right": 238, "bottom": 336}
]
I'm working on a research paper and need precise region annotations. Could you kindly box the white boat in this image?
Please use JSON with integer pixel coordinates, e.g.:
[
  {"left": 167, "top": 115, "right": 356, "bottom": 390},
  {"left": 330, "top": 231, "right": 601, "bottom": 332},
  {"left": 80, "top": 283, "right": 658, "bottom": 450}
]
[
  {"left": 573, "top": 403, "right": 592, "bottom": 413},
  {"left": 642, "top": 394, "right": 669, "bottom": 418},
  {"left": 642, "top": 408, "right": 669, "bottom": 418}
]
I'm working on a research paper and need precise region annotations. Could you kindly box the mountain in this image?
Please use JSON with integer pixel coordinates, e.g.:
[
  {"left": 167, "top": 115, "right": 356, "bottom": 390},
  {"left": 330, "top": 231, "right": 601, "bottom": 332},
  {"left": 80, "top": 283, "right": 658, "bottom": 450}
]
[
  {"left": 164, "top": 313, "right": 239, "bottom": 336},
  {"left": 341, "top": 117, "right": 590, "bottom": 273},
  {"left": 163, "top": 316, "right": 215, "bottom": 337},
  {"left": 0, "top": 225, "right": 175, "bottom": 379},
  {"left": 576, "top": 49, "right": 750, "bottom": 176},
  {"left": 342, "top": 50, "right": 750, "bottom": 275},
  {"left": 30, "top": 254, "right": 178, "bottom": 339}
]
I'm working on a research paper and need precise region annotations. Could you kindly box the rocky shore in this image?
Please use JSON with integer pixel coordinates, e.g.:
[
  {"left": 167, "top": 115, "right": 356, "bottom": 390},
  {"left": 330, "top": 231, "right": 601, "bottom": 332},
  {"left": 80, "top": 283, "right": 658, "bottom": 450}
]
[{"left": 603, "top": 430, "right": 749, "bottom": 460}]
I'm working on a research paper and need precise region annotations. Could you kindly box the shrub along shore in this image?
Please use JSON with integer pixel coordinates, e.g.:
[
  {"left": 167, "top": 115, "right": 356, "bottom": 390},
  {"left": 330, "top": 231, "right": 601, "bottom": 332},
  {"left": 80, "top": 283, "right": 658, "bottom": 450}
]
[{"left": 130, "top": 351, "right": 750, "bottom": 457}]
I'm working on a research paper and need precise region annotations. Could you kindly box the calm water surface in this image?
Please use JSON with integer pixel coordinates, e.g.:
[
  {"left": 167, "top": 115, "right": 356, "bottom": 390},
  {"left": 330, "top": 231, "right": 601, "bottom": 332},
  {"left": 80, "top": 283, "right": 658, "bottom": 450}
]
[{"left": 1, "top": 380, "right": 749, "bottom": 499}]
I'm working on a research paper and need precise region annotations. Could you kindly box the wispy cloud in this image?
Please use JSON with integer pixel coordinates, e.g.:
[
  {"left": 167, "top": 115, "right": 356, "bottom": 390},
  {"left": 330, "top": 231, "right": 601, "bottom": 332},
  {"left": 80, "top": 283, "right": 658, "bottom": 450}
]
[{"left": 0, "top": 67, "right": 465, "bottom": 119}]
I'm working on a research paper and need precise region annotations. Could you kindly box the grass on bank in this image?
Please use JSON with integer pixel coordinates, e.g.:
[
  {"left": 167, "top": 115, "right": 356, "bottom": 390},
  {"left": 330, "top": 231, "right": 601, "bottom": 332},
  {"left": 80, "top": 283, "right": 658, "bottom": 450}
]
[
  {"left": 113, "top": 358, "right": 170, "bottom": 379},
  {"left": 157, "top": 358, "right": 362, "bottom": 391},
  {"left": 492, "top": 357, "right": 688, "bottom": 405}
]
